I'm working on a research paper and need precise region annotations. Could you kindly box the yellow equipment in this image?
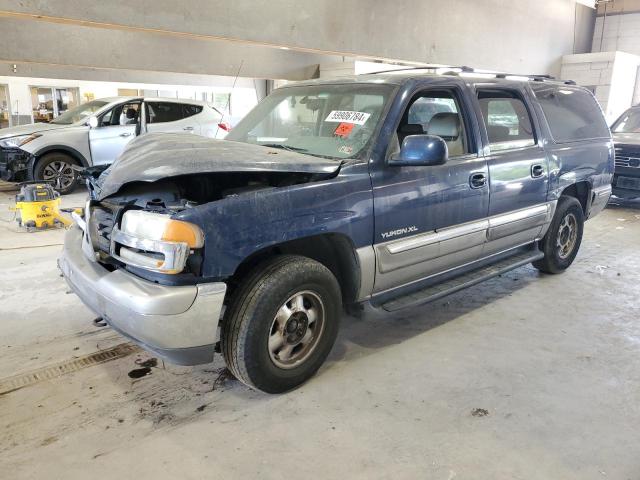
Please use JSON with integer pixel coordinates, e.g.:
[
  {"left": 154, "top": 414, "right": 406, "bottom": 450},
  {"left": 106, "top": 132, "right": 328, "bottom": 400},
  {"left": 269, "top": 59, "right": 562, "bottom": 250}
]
[{"left": 12, "top": 183, "right": 77, "bottom": 231}]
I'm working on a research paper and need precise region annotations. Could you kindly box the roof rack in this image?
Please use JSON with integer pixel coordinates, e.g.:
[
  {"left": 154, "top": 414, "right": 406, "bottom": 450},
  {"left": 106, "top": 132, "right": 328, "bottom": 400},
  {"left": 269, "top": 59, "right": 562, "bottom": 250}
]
[{"left": 367, "top": 65, "right": 577, "bottom": 85}]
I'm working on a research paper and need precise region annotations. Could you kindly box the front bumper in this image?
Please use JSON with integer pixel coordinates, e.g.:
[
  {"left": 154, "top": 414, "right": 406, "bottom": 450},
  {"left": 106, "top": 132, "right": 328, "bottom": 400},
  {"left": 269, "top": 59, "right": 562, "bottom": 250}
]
[
  {"left": 58, "top": 225, "right": 226, "bottom": 365},
  {"left": 613, "top": 166, "right": 640, "bottom": 198},
  {"left": 0, "top": 147, "right": 32, "bottom": 181}
]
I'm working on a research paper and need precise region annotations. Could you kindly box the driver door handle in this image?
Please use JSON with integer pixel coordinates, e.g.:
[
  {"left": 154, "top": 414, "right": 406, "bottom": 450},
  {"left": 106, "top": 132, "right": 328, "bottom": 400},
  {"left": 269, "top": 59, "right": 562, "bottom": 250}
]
[
  {"left": 183, "top": 126, "right": 194, "bottom": 131},
  {"left": 469, "top": 172, "right": 487, "bottom": 189},
  {"left": 531, "top": 164, "right": 545, "bottom": 178},
  {"left": 120, "top": 132, "right": 132, "bottom": 137}
]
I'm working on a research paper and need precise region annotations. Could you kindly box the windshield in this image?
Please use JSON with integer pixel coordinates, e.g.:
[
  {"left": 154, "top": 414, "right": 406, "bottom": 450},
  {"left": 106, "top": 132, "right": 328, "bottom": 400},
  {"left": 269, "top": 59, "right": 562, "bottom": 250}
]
[
  {"left": 612, "top": 109, "right": 640, "bottom": 133},
  {"left": 50, "top": 100, "right": 109, "bottom": 125},
  {"left": 226, "top": 83, "right": 395, "bottom": 159}
]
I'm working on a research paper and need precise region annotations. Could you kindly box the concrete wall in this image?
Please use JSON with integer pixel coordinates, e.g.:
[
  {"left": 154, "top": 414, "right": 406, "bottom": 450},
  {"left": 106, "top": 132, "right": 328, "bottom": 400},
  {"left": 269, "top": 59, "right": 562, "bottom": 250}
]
[
  {"left": 0, "top": 1, "right": 596, "bottom": 77},
  {"left": 561, "top": 51, "right": 640, "bottom": 122},
  {"left": 0, "top": 16, "right": 330, "bottom": 81},
  {"left": 593, "top": 9, "right": 640, "bottom": 53}
]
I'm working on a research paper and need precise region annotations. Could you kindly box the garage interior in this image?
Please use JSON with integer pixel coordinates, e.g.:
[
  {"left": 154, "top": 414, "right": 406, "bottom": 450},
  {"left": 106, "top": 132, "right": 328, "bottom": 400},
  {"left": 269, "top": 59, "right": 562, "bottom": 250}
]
[{"left": 1, "top": 1, "right": 639, "bottom": 479}]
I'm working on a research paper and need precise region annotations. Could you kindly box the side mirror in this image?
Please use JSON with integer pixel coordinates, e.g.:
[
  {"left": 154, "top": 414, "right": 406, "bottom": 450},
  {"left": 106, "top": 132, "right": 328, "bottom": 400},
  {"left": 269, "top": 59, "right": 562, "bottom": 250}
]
[
  {"left": 389, "top": 134, "right": 448, "bottom": 167},
  {"left": 88, "top": 116, "right": 99, "bottom": 128}
]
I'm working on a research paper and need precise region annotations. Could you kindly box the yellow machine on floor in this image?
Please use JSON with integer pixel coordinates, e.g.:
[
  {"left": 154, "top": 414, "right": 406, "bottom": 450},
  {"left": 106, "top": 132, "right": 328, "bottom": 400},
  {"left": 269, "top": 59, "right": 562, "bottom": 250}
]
[{"left": 12, "top": 183, "right": 79, "bottom": 231}]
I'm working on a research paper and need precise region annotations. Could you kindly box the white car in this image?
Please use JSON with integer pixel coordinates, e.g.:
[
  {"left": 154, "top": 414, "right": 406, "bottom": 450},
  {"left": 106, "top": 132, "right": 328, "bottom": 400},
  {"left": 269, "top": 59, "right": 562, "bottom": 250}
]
[{"left": 0, "top": 96, "right": 231, "bottom": 193}]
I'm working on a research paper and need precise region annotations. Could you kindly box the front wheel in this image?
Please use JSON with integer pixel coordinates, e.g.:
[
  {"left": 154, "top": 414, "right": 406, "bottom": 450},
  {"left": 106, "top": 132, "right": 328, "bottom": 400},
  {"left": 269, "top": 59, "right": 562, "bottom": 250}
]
[
  {"left": 33, "top": 153, "right": 79, "bottom": 195},
  {"left": 533, "top": 196, "right": 584, "bottom": 274},
  {"left": 221, "top": 255, "right": 342, "bottom": 393}
]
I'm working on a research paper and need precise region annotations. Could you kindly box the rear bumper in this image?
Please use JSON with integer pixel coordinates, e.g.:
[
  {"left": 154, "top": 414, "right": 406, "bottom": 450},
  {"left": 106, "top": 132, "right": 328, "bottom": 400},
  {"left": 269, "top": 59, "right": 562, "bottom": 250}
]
[{"left": 58, "top": 225, "right": 226, "bottom": 365}]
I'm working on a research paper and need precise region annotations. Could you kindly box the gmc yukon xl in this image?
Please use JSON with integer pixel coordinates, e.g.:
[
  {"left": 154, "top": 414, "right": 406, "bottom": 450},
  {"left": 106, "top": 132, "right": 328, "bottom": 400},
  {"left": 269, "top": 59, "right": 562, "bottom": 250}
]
[{"left": 58, "top": 69, "right": 613, "bottom": 393}]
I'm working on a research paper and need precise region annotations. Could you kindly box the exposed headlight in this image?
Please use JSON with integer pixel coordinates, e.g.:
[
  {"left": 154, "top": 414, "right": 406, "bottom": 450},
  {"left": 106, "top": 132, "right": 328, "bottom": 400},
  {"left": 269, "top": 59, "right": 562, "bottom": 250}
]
[
  {"left": 111, "top": 210, "right": 204, "bottom": 274},
  {"left": 0, "top": 133, "right": 41, "bottom": 149}
]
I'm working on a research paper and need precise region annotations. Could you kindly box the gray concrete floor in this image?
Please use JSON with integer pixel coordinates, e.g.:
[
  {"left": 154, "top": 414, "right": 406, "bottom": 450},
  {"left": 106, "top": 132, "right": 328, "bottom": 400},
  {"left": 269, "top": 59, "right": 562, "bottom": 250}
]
[{"left": 1, "top": 185, "right": 639, "bottom": 480}]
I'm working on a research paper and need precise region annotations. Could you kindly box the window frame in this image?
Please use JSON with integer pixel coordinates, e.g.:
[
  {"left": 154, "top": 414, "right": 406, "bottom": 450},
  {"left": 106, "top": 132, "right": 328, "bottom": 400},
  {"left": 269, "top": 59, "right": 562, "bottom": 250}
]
[
  {"left": 98, "top": 100, "right": 142, "bottom": 128},
  {"left": 473, "top": 86, "right": 540, "bottom": 154},
  {"left": 387, "top": 84, "right": 478, "bottom": 162}
]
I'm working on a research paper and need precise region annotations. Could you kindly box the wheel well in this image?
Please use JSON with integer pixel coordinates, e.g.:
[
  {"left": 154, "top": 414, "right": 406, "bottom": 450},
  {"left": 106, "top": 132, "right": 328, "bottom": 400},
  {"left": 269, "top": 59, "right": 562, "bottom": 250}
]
[
  {"left": 560, "top": 181, "right": 590, "bottom": 214},
  {"left": 32, "top": 148, "right": 87, "bottom": 175},
  {"left": 227, "top": 234, "right": 360, "bottom": 306}
]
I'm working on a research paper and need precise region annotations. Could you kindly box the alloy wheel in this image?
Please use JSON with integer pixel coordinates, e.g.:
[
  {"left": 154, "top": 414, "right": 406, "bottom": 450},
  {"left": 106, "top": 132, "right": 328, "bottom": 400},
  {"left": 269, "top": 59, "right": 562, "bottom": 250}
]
[{"left": 42, "top": 161, "right": 75, "bottom": 191}]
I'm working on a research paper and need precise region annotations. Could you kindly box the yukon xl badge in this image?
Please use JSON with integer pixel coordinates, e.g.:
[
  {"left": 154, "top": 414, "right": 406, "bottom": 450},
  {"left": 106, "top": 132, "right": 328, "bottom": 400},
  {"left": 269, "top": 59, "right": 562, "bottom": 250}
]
[{"left": 381, "top": 225, "right": 418, "bottom": 239}]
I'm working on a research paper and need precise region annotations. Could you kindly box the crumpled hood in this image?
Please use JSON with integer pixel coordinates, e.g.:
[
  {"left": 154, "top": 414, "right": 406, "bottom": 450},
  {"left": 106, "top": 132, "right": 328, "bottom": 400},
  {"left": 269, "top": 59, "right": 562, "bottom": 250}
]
[
  {"left": 96, "top": 133, "right": 341, "bottom": 199},
  {"left": 0, "top": 122, "right": 71, "bottom": 140},
  {"left": 613, "top": 132, "right": 640, "bottom": 147}
]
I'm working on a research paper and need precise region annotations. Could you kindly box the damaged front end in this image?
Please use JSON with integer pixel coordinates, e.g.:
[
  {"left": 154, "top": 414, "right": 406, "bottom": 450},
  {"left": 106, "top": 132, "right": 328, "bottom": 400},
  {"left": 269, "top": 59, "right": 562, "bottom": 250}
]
[
  {"left": 80, "top": 136, "right": 341, "bottom": 284},
  {"left": 59, "top": 135, "right": 351, "bottom": 365},
  {"left": 84, "top": 169, "right": 336, "bottom": 285},
  {"left": 0, "top": 147, "right": 34, "bottom": 182}
]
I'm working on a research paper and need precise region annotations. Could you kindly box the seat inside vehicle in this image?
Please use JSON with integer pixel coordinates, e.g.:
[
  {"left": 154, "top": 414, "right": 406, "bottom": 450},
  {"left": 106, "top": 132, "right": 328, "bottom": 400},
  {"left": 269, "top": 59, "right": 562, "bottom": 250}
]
[
  {"left": 427, "top": 112, "right": 464, "bottom": 156},
  {"left": 122, "top": 107, "right": 138, "bottom": 125},
  {"left": 398, "top": 123, "right": 424, "bottom": 144},
  {"left": 486, "top": 124, "right": 510, "bottom": 142},
  {"left": 394, "top": 90, "right": 468, "bottom": 158}
]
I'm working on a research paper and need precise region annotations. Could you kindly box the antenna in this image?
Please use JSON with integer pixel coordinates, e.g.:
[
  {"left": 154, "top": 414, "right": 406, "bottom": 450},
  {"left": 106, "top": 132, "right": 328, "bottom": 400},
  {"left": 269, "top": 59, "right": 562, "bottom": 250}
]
[{"left": 216, "top": 59, "right": 244, "bottom": 138}]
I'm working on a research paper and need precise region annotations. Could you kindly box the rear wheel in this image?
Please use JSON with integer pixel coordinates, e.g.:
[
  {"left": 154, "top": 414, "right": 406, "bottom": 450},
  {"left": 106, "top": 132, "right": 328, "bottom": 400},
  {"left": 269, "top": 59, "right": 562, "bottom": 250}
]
[
  {"left": 33, "top": 153, "right": 79, "bottom": 194},
  {"left": 533, "top": 196, "right": 584, "bottom": 274},
  {"left": 221, "top": 255, "right": 342, "bottom": 393}
]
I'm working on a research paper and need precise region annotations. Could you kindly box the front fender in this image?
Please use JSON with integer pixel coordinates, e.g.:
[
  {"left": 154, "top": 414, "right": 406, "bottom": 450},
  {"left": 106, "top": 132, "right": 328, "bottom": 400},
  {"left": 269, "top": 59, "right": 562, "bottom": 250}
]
[
  {"left": 20, "top": 127, "right": 91, "bottom": 168},
  {"left": 174, "top": 163, "right": 374, "bottom": 279}
]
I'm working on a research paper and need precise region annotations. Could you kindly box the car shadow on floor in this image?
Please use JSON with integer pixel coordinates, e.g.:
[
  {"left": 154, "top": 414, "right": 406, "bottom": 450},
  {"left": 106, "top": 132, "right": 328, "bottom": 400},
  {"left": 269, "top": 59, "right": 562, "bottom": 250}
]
[{"left": 328, "top": 265, "right": 542, "bottom": 364}]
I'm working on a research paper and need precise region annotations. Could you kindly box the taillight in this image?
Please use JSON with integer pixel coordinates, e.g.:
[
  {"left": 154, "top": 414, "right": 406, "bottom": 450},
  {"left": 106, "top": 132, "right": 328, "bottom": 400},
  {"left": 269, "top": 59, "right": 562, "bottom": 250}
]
[{"left": 217, "top": 122, "right": 231, "bottom": 132}]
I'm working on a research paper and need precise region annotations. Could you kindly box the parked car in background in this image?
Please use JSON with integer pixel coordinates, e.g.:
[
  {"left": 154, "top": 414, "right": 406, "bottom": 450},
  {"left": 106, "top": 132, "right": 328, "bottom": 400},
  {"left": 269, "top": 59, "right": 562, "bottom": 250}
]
[
  {"left": 611, "top": 106, "right": 640, "bottom": 199},
  {"left": 59, "top": 69, "right": 613, "bottom": 393},
  {"left": 0, "top": 96, "right": 230, "bottom": 193}
]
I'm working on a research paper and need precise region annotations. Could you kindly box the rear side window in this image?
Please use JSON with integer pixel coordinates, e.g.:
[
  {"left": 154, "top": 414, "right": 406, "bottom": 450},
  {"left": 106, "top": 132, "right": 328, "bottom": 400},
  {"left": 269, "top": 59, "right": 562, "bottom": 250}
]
[
  {"left": 183, "top": 104, "right": 203, "bottom": 118},
  {"left": 477, "top": 89, "right": 536, "bottom": 151},
  {"left": 531, "top": 85, "right": 609, "bottom": 143},
  {"left": 146, "top": 102, "right": 184, "bottom": 124}
]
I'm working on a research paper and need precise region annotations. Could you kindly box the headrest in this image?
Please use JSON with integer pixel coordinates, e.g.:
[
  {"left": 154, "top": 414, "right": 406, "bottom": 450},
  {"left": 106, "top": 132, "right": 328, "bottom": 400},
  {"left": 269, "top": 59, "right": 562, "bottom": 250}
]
[
  {"left": 125, "top": 108, "right": 137, "bottom": 119},
  {"left": 428, "top": 113, "right": 460, "bottom": 140},
  {"left": 486, "top": 125, "right": 510, "bottom": 143},
  {"left": 399, "top": 123, "right": 424, "bottom": 135}
]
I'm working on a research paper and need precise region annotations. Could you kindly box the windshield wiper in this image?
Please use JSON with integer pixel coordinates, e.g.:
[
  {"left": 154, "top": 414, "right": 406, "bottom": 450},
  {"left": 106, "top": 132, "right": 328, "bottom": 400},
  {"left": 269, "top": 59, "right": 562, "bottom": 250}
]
[
  {"left": 259, "top": 143, "right": 309, "bottom": 153},
  {"left": 256, "top": 142, "right": 340, "bottom": 160}
]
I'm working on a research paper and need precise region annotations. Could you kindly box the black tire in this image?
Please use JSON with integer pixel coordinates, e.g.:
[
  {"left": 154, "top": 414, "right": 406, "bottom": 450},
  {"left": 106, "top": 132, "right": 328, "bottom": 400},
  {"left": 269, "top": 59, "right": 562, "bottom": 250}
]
[
  {"left": 533, "top": 196, "right": 584, "bottom": 274},
  {"left": 221, "top": 255, "right": 342, "bottom": 394},
  {"left": 33, "top": 153, "right": 79, "bottom": 195}
]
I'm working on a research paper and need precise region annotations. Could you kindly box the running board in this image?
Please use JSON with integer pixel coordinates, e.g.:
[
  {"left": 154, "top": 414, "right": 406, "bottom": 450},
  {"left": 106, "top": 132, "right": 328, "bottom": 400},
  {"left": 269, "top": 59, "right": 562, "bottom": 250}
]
[{"left": 380, "top": 249, "right": 544, "bottom": 312}]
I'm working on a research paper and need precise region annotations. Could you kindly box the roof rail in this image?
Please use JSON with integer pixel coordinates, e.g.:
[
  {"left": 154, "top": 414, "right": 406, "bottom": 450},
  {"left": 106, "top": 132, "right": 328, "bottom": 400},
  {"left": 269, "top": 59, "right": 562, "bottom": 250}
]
[{"left": 365, "top": 65, "right": 577, "bottom": 85}]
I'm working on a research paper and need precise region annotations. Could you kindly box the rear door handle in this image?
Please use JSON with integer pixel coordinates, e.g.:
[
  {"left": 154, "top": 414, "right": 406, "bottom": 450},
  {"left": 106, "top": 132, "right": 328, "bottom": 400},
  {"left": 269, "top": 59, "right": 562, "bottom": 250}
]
[
  {"left": 531, "top": 164, "right": 545, "bottom": 178},
  {"left": 183, "top": 126, "right": 194, "bottom": 131},
  {"left": 469, "top": 172, "right": 487, "bottom": 189},
  {"left": 120, "top": 132, "right": 132, "bottom": 137}
]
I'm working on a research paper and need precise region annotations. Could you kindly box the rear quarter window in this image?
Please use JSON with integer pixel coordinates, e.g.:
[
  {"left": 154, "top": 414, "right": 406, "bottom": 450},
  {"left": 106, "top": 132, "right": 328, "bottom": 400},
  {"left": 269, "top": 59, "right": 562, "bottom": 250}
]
[{"left": 531, "top": 85, "right": 609, "bottom": 143}]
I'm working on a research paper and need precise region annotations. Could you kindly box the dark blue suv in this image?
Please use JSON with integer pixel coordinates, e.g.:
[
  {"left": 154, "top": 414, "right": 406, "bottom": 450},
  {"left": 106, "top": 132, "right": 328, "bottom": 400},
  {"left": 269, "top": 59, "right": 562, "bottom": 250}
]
[{"left": 59, "top": 69, "right": 614, "bottom": 393}]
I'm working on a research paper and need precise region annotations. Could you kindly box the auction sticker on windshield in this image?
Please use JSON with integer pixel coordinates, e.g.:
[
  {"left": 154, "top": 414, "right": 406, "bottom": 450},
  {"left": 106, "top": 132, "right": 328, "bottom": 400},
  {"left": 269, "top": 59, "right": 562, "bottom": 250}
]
[{"left": 325, "top": 110, "right": 371, "bottom": 125}]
